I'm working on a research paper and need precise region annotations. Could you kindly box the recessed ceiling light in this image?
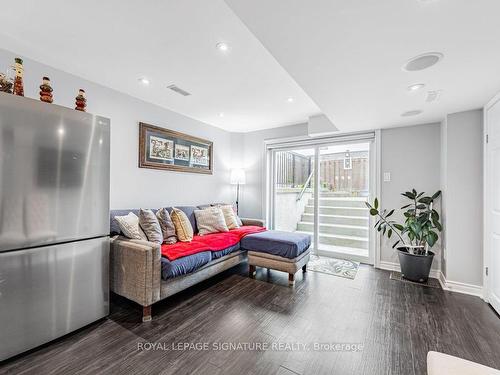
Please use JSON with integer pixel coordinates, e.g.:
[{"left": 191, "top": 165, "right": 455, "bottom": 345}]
[
  {"left": 138, "top": 77, "right": 150, "bottom": 85},
  {"left": 216, "top": 42, "right": 229, "bottom": 52},
  {"left": 219, "top": 112, "right": 224, "bottom": 117},
  {"left": 287, "top": 97, "right": 294, "bottom": 103},
  {"left": 408, "top": 83, "right": 425, "bottom": 92},
  {"left": 401, "top": 110, "right": 423, "bottom": 117},
  {"left": 403, "top": 52, "right": 443, "bottom": 72}
]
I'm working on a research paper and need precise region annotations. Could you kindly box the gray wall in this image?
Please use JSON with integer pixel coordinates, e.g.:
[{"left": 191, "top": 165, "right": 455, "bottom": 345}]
[
  {"left": 441, "top": 109, "right": 483, "bottom": 286},
  {"left": 380, "top": 123, "right": 442, "bottom": 268},
  {"left": 239, "top": 123, "right": 308, "bottom": 219},
  {"left": 0, "top": 48, "right": 233, "bottom": 209},
  {"left": 240, "top": 122, "right": 443, "bottom": 270}
]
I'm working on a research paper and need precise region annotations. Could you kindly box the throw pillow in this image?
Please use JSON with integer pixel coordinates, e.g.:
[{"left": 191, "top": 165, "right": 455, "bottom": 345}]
[
  {"left": 156, "top": 208, "right": 177, "bottom": 244},
  {"left": 218, "top": 205, "right": 240, "bottom": 230},
  {"left": 115, "top": 212, "right": 147, "bottom": 241},
  {"left": 170, "top": 207, "right": 194, "bottom": 242},
  {"left": 138, "top": 209, "right": 163, "bottom": 244},
  {"left": 195, "top": 207, "right": 229, "bottom": 236},
  {"left": 211, "top": 203, "right": 243, "bottom": 226}
]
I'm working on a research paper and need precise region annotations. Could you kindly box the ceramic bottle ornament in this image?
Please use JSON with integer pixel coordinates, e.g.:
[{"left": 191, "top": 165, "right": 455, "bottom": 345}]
[
  {"left": 12, "top": 58, "right": 24, "bottom": 96},
  {"left": 0, "top": 73, "right": 13, "bottom": 93},
  {"left": 75, "top": 89, "right": 87, "bottom": 111},
  {"left": 39, "top": 76, "right": 53, "bottom": 103}
]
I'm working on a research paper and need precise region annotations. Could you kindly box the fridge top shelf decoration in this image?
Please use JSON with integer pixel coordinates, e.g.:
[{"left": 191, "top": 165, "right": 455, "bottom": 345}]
[
  {"left": 1, "top": 56, "right": 88, "bottom": 111},
  {"left": 139, "top": 122, "right": 213, "bottom": 174}
]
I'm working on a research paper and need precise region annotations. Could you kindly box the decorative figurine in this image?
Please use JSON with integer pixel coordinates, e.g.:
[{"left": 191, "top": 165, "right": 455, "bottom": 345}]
[
  {"left": 12, "top": 58, "right": 24, "bottom": 96},
  {"left": 75, "top": 89, "right": 87, "bottom": 111},
  {"left": 0, "top": 73, "right": 13, "bottom": 93},
  {"left": 39, "top": 76, "right": 53, "bottom": 103}
]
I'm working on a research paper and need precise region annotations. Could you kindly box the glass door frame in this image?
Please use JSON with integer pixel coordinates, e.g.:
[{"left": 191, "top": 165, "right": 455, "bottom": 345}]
[{"left": 265, "top": 131, "right": 380, "bottom": 265}]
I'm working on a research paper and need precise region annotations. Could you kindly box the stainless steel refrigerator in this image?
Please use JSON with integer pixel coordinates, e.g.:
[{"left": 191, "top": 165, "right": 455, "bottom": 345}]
[{"left": 0, "top": 93, "right": 110, "bottom": 361}]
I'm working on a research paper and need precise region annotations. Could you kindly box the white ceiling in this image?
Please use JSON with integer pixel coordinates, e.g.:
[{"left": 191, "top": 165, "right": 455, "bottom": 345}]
[
  {"left": 0, "top": 0, "right": 319, "bottom": 132},
  {"left": 2, "top": 1, "right": 500, "bottom": 134},
  {"left": 225, "top": 0, "right": 500, "bottom": 131}
]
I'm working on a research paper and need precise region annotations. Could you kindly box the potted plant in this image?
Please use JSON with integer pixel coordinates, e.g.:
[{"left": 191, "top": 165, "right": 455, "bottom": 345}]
[{"left": 366, "top": 189, "right": 442, "bottom": 282}]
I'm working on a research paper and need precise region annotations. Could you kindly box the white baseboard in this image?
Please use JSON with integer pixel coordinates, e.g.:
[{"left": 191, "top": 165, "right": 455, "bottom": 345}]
[
  {"left": 378, "top": 261, "right": 483, "bottom": 298},
  {"left": 438, "top": 271, "right": 483, "bottom": 298},
  {"left": 378, "top": 261, "right": 440, "bottom": 279}
]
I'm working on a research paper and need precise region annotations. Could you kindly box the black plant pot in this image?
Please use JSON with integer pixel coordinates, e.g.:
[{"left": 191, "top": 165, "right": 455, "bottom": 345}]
[{"left": 397, "top": 247, "right": 435, "bottom": 283}]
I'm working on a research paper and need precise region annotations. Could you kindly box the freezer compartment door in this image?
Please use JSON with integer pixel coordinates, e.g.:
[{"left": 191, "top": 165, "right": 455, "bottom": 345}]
[
  {"left": 0, "top": 237, "right": 109, "bottom": 361},
  {"left": 0, "top": 94, "right": 110, "bottom": 251}
]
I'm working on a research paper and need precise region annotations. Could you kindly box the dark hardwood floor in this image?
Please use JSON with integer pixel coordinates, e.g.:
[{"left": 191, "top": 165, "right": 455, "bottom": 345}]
[{"left": 2, "top": 263, "right": 500, "bottom": 375}]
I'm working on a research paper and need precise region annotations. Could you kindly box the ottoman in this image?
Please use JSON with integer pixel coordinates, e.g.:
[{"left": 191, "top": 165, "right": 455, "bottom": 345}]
[{"left": 240, "top": 231, "right": 311, "bottom": 285}]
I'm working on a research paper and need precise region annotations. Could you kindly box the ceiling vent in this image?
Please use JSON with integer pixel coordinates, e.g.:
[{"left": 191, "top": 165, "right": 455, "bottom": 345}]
[
  {"left": 167, "top": 84, "right": 191, "bottom": 96},
  {"left": 426, "top": 90, "right": 442, "bottom": 102},
  {"left": 401, "top": 110, "right": 423, "bottom": 117}
]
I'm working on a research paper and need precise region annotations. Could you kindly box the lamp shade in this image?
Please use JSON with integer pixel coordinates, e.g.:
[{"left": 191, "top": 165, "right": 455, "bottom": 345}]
[{"left": 230, "top": 168, "right": 246, "bottom": 185}]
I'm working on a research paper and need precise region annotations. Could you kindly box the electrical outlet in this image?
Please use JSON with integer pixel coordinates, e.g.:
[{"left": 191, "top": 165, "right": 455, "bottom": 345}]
[{"left": 383, "top": 172, "right": 391, "bottom": 182}]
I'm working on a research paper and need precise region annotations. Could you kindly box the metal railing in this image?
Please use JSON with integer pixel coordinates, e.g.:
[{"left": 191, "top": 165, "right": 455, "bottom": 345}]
[{"left": 296, "top": 170, "right": 314, "bottom": 202}]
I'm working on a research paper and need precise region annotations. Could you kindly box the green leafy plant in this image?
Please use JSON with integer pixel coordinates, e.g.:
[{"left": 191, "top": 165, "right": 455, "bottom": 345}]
[{"left": 365, "top": 189, "right": 442, "bottom": 255}]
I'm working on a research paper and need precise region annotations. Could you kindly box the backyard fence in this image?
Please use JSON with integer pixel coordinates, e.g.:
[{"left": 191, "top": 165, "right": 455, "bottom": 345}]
[{"left": 276, "top": 150, "right": 369, "bottom": 194}]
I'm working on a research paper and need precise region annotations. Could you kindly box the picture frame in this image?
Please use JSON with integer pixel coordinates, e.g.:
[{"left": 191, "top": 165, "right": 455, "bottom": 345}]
[{"left": 139, "top": 122, "right": 213, "bottom": 174}]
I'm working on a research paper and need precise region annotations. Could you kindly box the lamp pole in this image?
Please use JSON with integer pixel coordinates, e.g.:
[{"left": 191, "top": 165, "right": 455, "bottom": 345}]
[{"left": 236, "top": 182, "right": 240, "bottom": 215}]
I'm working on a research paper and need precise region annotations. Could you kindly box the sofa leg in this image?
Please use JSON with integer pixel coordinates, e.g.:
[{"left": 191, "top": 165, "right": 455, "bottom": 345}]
[
  {"left": 288, "top": 273, "right": 295, "bottom": 285},
  {"left": 302, "top": 264, "right": 307, "bottom": 273},
  {"left": 249, "top": 265, "right": 256, "bottom": 278},
  {"left": 142, "top": 305, "right": 152, "bottom": 322}
]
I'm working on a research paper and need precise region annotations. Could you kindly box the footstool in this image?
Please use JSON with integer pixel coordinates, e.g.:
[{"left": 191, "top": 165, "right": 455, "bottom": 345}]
[{"left": 240, "top": 231, "right": 311, "bottom": 285}]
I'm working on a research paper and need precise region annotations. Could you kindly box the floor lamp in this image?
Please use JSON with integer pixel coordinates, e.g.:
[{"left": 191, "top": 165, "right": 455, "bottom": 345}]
[{"left": 230, "top": 168, "right": 246, "bottom": 215}]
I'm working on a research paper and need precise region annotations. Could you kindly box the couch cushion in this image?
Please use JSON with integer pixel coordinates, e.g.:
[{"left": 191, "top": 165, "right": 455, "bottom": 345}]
[
  {"left": 240, "top": 230, "right": 311, "bottom": 259},
  {"left": 161, "top": 251, "right": 212, "bottom": 280},
  {"left": 212, "top": 243, "right": 240, "bottom": 260}
]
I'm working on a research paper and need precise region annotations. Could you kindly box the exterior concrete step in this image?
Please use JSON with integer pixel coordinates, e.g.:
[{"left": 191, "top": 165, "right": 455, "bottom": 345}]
[
  {"left": 308, "top": 197, "right": 367, "bottom": 208},
  {"left": 316, "top": 191, "right": 352, "bottom": 197},
  {"left": 296, "top": 231, "right": 368, "bottom": 249},
  {"left": 301, "top": 213, "right": 368, "bottom": 226},
  {"left": 296, "top": 222, "right": 368, "bottom": 237},
  {"left": 304, "top": 205, "right": 369, "bottom": 217}
]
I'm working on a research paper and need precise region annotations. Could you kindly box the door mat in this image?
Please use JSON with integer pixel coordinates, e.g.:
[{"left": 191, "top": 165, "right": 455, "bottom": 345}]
[
  {"left": 308, "top": 255, "right": 359, "bottom": 279},
  {"left": 390, "top": 271, "right": 442, "bottom": 289}
]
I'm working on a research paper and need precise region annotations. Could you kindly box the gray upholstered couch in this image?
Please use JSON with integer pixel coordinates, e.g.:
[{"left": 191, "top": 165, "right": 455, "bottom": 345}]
[{"left": 109, "top": 206, "right": 264, "bottom": 322}]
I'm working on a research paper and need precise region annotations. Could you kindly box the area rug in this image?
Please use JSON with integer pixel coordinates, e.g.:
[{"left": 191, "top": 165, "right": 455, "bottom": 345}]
[
  {"left": 307, "top": 255, "right": 359, "bottom": 279},
  {"left": 389, "top": 271, "right": 442, "bottom": 289}
]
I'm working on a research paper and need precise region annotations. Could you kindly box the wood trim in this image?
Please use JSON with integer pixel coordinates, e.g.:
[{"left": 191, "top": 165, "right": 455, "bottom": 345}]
[{"left": 138, "top": 122, "right": 213, "bottom": 174}]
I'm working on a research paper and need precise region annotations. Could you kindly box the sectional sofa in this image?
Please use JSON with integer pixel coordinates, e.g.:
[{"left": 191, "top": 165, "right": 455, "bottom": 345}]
[{"left": 110, "top": 205, "right": 310, "bottom": 322}]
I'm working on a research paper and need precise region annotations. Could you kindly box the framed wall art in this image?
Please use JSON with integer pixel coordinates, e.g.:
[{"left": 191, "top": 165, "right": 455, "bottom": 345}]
[{"left": 139, "top": 122, "right": 213, "bottom": 174}]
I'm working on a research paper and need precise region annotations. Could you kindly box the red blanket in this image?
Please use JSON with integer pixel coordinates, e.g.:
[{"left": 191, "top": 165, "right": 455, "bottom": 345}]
[{"left": 161, "top": 226, "right": 266, "bottom": 261}]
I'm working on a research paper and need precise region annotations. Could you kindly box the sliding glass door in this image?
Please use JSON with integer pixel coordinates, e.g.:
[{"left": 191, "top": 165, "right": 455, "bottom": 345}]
[
  {"left": 316, "top": 143, "right": 370, "bottom": 261},
  {"left": 271, "top": 147, "right": 317, "bottom": 249},
  {"left": 267, "top": 135, "right": 375, "bottom": 264}
]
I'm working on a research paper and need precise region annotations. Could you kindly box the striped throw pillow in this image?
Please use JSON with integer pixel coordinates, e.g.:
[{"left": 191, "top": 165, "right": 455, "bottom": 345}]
[
  {"left": 194, "top": 207, "right": 229, "bottom": 236},
  {"left": 138, "top": 209, "right": 163, "bottom": 244}
]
